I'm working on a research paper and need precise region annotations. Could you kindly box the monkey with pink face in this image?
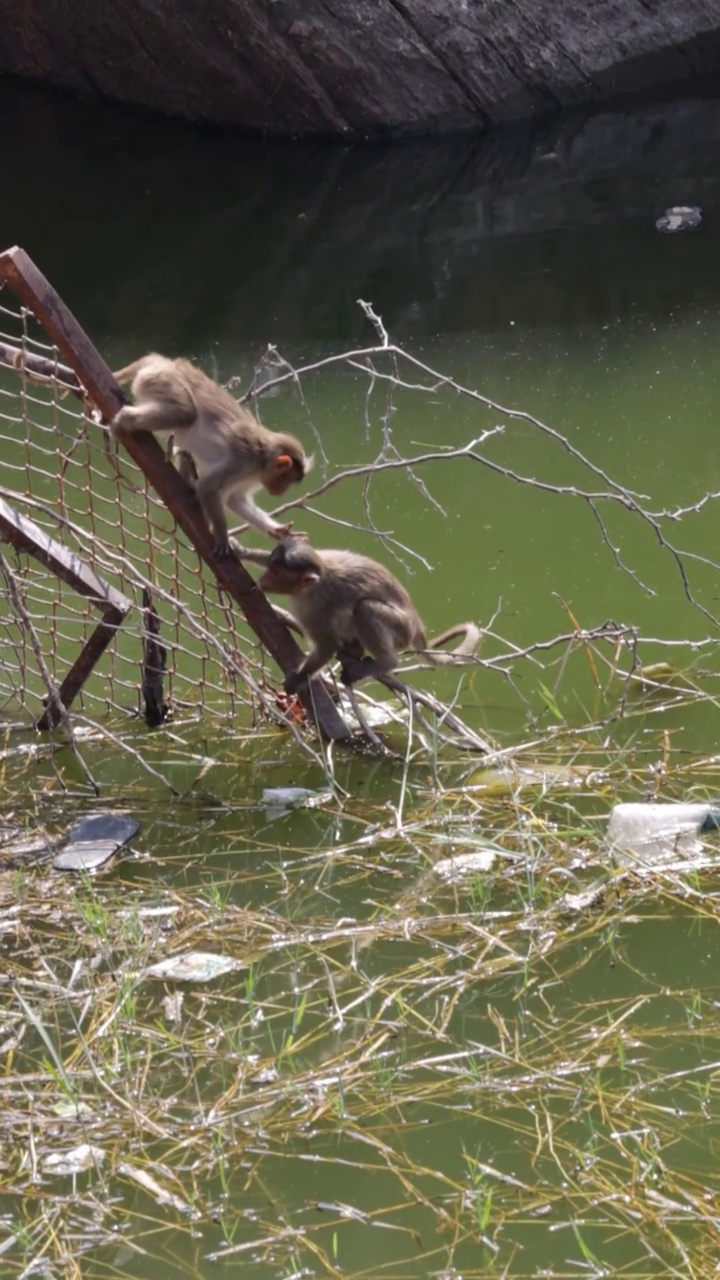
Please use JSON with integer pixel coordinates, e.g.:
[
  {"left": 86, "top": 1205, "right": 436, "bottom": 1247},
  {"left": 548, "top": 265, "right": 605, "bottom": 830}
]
[{"left": 111, "top": 354, "right": 311, "bottom": 554}]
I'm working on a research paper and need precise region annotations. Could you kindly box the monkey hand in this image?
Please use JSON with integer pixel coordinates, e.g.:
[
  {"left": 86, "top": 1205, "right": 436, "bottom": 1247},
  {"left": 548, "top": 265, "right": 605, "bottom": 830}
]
[
  {"left": 270, "top": 522, "right": 306, "bottom": 541},
  {"left": 109, "top": 410, "right": 127, "bottom": 439},
  {"left": 109, "top": 405, "right": 138, "bottom": 438}
]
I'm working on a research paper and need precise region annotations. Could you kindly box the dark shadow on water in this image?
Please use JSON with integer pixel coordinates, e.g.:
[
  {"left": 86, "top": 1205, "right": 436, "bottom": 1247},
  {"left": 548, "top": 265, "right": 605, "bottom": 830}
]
[{"left": 1, "top": 80, "right": 720, "bottom": 355}]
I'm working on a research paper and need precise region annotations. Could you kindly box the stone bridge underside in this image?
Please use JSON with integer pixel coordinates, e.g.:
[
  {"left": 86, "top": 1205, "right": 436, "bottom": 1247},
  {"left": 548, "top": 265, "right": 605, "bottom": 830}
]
[{"left": 0, "top": 1, "right": 718, "bottom": 137}]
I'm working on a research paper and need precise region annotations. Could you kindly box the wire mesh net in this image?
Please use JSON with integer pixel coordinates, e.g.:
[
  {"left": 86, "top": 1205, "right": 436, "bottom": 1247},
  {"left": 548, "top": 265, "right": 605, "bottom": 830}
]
[{"left": 0, "top": 288, "right": 269, "bottom": 728}]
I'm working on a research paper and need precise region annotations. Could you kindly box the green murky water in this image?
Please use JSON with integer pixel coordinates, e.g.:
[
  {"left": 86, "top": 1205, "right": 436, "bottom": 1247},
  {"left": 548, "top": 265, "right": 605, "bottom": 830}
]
[{"left": 2, "top": 82, "right": 720, "bottom": 1278}]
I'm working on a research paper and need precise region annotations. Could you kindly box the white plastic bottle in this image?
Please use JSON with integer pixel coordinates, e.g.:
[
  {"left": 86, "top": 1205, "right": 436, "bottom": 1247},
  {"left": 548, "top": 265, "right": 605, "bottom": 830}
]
[{"left": 608, "top": 802, "right": 720, "bottom": 865}]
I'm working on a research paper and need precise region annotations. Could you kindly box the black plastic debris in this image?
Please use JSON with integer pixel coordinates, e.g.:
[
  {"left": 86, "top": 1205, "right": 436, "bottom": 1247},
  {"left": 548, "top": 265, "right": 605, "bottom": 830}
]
[
  {"left": 53, "top": 814, "right": 140, "bottom": 872},
  {"left": 655, "top": 205, "right": 702, "bottom": 233}
]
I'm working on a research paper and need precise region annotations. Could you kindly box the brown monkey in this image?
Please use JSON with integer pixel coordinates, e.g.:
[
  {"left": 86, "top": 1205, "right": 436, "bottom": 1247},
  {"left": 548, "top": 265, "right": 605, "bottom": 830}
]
[
  {"left": 238, "top": 538, "right": 480, "bottom": 694},
  {"left": 111, "top": 354, "right": 311, "bottom": 553}
]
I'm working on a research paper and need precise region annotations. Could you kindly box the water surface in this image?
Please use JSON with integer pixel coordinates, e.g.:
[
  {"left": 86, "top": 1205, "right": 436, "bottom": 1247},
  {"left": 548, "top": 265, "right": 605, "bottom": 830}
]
[{"left": 2, "top": 81, "right": 720, "bottom": 1279}]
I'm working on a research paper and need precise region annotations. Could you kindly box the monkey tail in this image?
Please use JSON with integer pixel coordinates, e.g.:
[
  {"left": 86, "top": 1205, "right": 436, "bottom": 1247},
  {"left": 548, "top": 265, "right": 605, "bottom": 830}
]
[{"left": 424, "top": 622, "right": 481, "bottom": 665}]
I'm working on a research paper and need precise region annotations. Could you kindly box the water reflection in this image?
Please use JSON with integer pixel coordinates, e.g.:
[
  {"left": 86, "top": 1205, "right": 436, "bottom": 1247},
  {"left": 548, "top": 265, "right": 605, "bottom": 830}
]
[{"left": 2, "top": 81, "right": 720, "bottom": 358}]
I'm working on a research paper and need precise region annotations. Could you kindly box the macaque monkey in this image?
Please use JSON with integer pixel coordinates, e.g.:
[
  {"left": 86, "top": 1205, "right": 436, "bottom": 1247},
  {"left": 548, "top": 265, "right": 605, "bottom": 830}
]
[
  {"left": 110, "top": 354, "right": 311, "bottom": 553},
  {"left": 238, "top": 537, "right": 480, "bottom": 694}
]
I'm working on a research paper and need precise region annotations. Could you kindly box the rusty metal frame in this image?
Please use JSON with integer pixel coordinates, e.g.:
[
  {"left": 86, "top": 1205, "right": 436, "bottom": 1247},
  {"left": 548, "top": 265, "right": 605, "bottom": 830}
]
[
  {"left": 0, "top": 340, "right": 81, "bottom": 395},
  {"left": 0, "top": 495, "right": 131, "bottom": 730},
  {"left": 0, "top": 246, "right": 350, "bottom": 742}
]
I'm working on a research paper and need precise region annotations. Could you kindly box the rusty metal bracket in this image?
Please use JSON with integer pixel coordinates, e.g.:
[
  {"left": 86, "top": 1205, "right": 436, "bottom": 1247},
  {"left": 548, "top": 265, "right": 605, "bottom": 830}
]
[
  {"left": 0, "top": 494, "right": 131, "bottom": 730},
  {"left": 0, "top": 246, "right": 350, "bottom": 742}
]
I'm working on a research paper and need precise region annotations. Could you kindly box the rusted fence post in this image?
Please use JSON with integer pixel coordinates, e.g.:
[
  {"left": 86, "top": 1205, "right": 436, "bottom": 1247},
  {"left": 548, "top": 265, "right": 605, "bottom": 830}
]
[
  {"left": 0, "top": 246, "right": 350, "bottom": 742},
  {"left": 0, "top": 496, "right": 131, "bottom": 729}
]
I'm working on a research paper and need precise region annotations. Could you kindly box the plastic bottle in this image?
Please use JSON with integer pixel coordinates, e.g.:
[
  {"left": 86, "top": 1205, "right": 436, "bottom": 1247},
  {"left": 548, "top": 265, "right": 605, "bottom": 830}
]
[{"left": 608, "top": 802, "right": 720, "bottom": 865}]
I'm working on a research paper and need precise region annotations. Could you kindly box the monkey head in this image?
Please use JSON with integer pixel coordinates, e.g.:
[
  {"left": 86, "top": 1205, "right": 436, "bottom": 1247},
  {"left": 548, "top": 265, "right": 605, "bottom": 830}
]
[
  {"left": 262, "top": 436, "right": 313, "bottom": 497},
  {"left": 259, "top": 537, "right": 321, "bottom": 595}
]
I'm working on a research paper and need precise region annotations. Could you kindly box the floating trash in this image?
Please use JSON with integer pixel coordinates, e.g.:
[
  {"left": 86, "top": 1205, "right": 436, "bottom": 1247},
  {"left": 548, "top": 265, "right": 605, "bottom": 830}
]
[
  {"left": 556, "top": 882, "right": 607, "bottom": 914},
  {"left": 43, "top": 1144, "right": 104, "bottom": 1176},
  {"left": 144, "top": 951, "right": 244, "bottom": 983},
  {"left": 608, "top": 801, "right": 720, "bottom": 868},
  {"left": 433, "top": 849, "right": 498, "bottom": 882},
  {"left": 342, "top": 698, "right": 404, "bottom": 730},
  {"left": 249, "top": 1064, "right": 279, "bottom": 1085},
  {"left": 54, "top": 813, "right": 140, "bottom": 872},
  {"left": 627, "top": 661, "right": 696, "bottom": 692},
  {"left": 0, "top": 832, "right": 51, "bottom": 862},
  {"left": 161, "top": 991, "right": 184, "bottom": 1023},
  {"left": 262, "top": 786, "right": 332, "bottom": 810},
  {"left": 655, "top": 205, "right": 702, "bottom": 233},
  {"left": 51, "top": 1100, "right": 94, "bottom": 1120},
  {"left": 118, "top": 1162, "right": 191, "bottom": 1213},
  {"left": 466, "top": 761, "right": 604, "bottom": 794}
]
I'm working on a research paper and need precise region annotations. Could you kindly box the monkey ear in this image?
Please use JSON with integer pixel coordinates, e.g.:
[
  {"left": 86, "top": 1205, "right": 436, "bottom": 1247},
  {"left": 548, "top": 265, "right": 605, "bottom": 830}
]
[
  {"left": 275, "top": 454, "right": 295, "bottom": 473},
  {"left": 298, "top": 571, "right": 320, "bottom": 591}
]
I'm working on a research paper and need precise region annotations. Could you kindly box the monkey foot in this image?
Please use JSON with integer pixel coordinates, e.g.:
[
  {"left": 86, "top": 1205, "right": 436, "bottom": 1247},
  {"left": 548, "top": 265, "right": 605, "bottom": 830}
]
[
  {"left": 340, "top": 658, "right": 375, "bottom": 686},
  {"left": 212, "top": 540, "right": 237, "bottom": 558},
  {"left": 283, "top": 671, "right": 305, "bottom": 696}
]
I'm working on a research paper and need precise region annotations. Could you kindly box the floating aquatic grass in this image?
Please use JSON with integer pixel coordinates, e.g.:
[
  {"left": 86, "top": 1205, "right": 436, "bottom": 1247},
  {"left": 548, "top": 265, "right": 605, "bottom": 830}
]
[{"left": 2, "top": 746, "right": 720, "bottom": 1277}]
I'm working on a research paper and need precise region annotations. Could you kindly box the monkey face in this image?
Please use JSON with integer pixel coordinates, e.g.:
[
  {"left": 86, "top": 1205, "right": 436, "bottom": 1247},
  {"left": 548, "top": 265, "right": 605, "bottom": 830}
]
[
  {"left": 264, "top": 452, "right": 304, "bottom": 496},
  {"left": 265, "top": 473, "right": 293, "bottom": 497},
  {"left": 260, "top": 537, "right": 321, "bottom": 595},
  {"left": 259, "top": 565, "right": 318, "bottom": 595},
  {"left": 259, "top": 565, "right": 293, "bottom": 594}
]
